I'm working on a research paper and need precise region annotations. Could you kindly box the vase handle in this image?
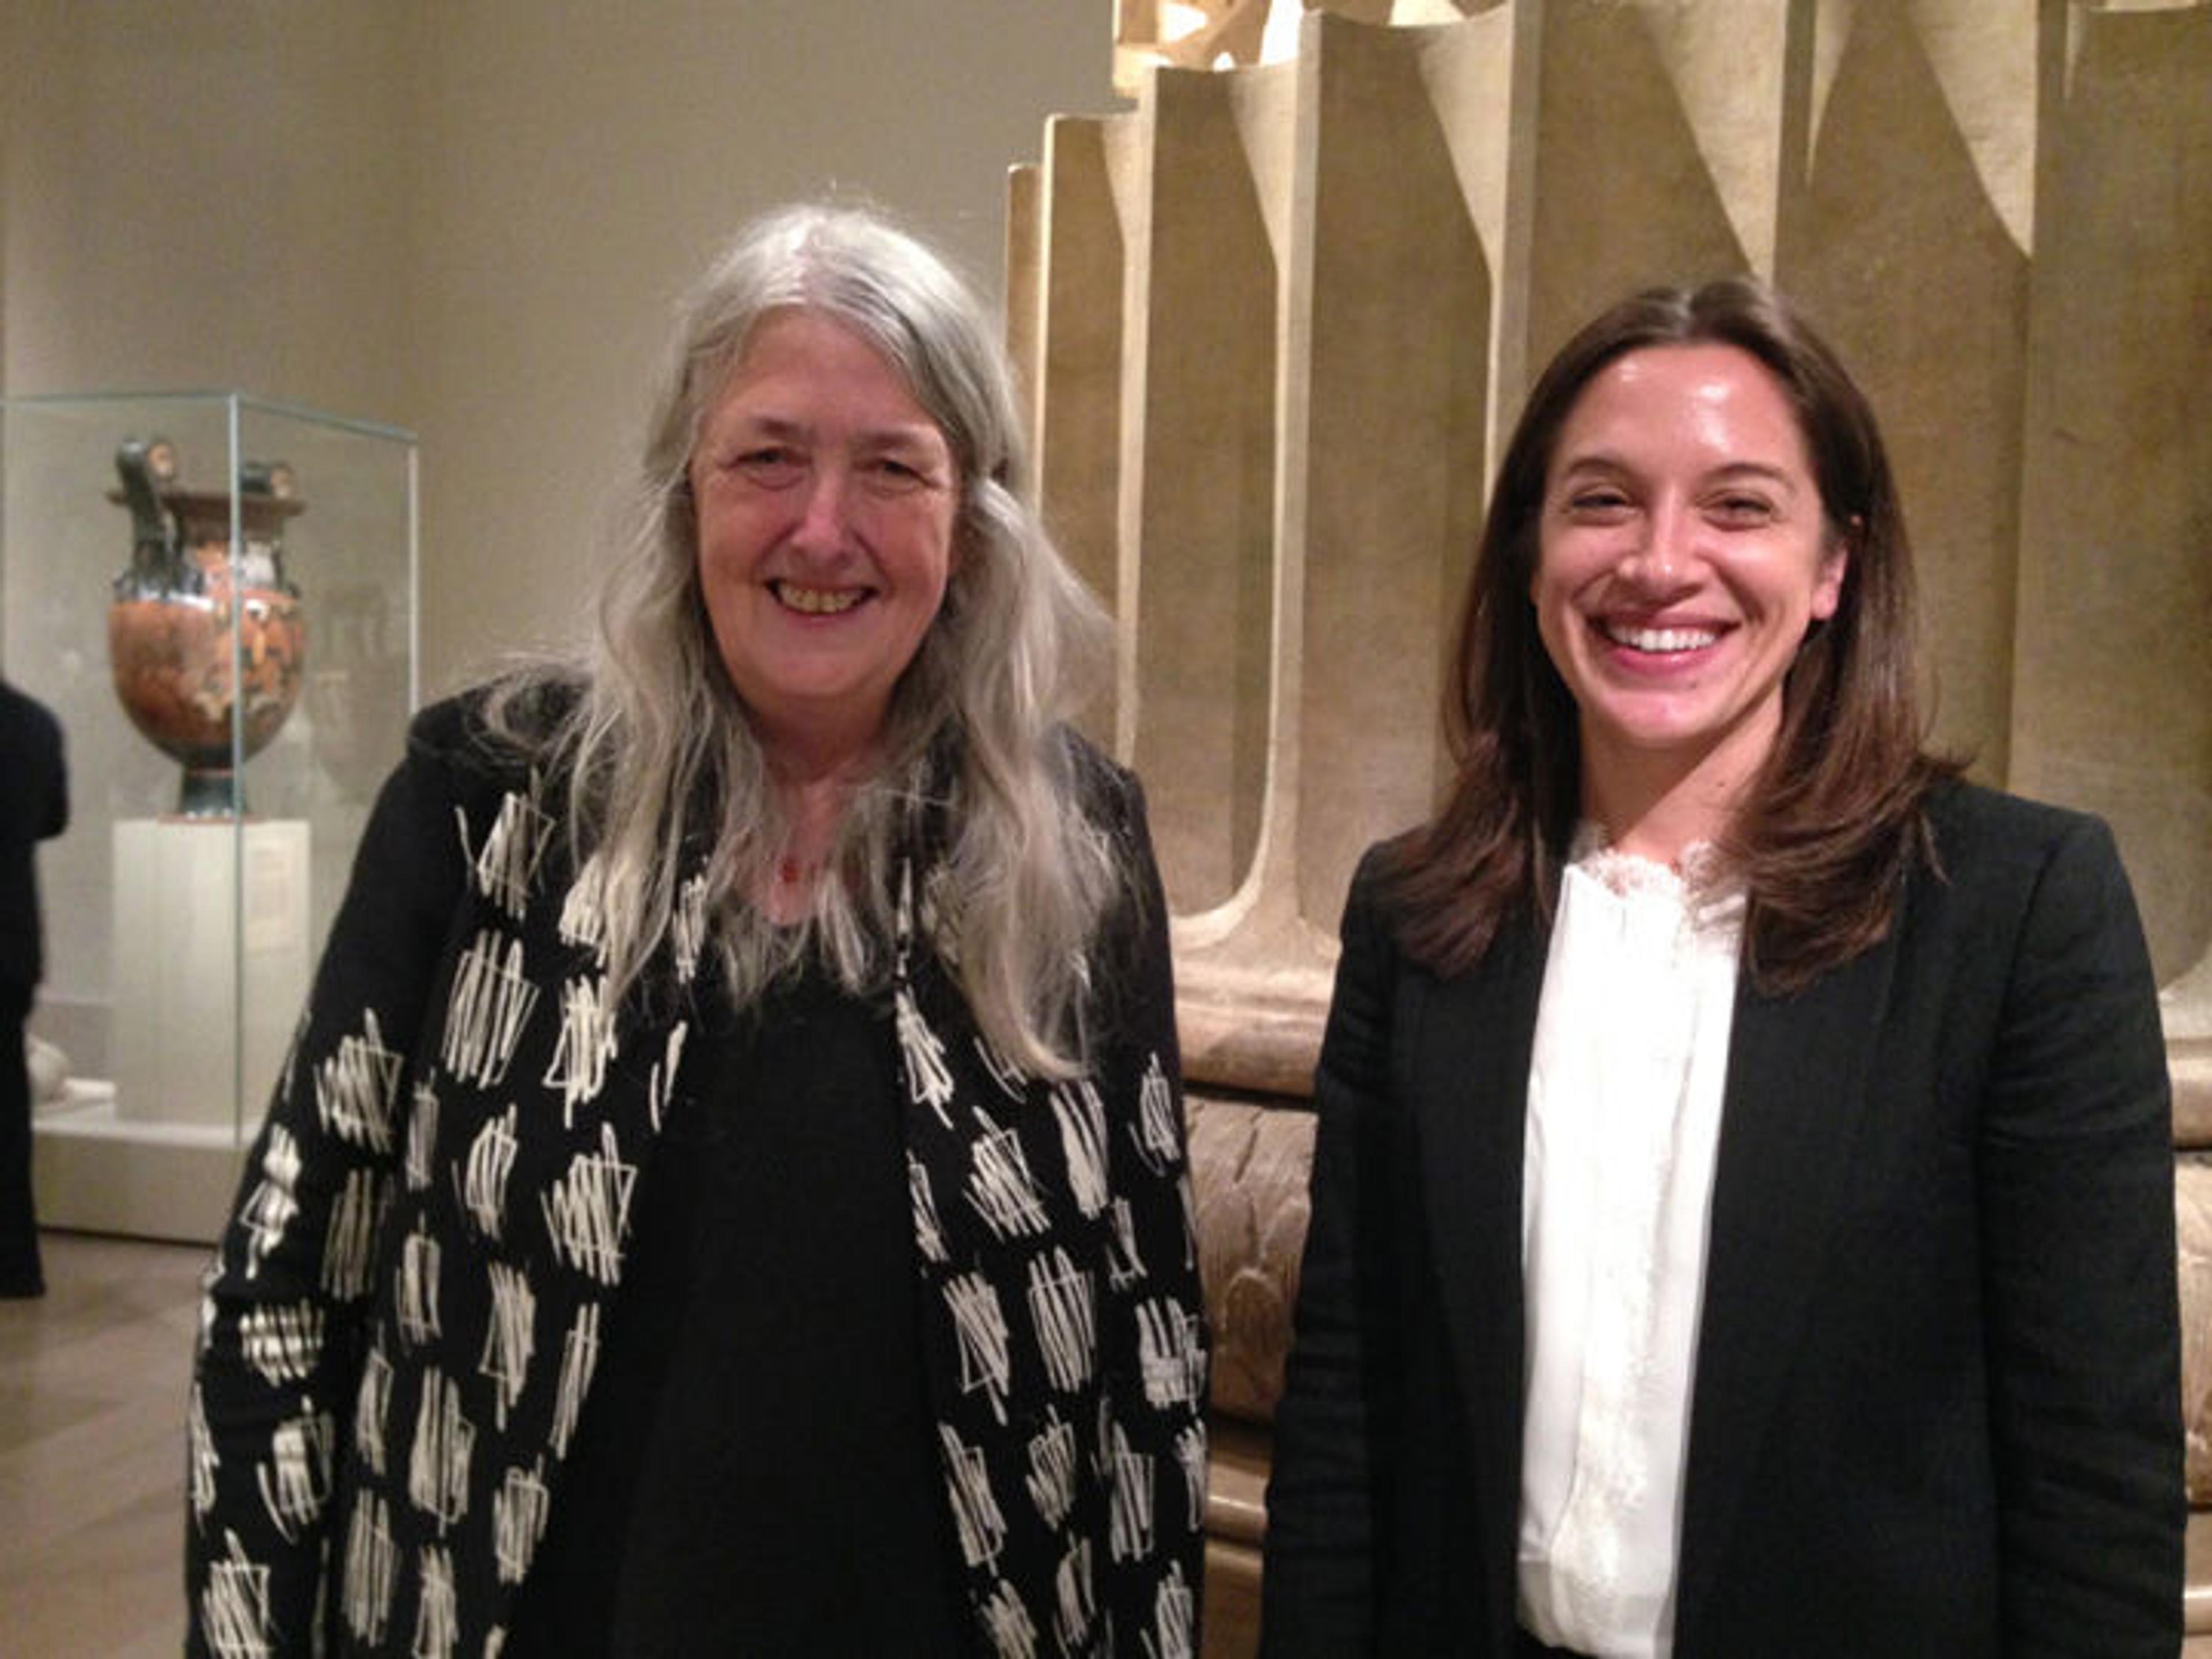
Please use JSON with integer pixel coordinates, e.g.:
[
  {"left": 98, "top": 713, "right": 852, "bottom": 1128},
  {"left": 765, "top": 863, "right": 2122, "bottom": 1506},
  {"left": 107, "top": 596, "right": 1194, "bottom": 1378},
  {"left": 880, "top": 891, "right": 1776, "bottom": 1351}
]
[{"left": 113, "top": 437, "right": 180, "bottom": 589}]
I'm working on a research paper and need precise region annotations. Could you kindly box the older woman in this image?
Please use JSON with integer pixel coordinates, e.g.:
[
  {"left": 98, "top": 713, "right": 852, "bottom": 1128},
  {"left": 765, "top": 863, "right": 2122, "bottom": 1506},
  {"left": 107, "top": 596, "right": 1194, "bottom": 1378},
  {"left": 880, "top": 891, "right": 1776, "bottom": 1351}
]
[
  {"left": 1261, "top": 279, "right": 2183, "bottom": 1656},
  {"left": 185, "top": 204, "right": 1207, "bottom": 1657}
]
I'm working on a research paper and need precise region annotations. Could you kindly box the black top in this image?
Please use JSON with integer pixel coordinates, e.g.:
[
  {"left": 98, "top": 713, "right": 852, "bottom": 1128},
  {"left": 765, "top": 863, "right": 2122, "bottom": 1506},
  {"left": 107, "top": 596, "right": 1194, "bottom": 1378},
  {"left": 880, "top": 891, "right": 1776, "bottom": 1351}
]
[{"left": 506, "top": 961, "right": 970, "bottom": 1656}]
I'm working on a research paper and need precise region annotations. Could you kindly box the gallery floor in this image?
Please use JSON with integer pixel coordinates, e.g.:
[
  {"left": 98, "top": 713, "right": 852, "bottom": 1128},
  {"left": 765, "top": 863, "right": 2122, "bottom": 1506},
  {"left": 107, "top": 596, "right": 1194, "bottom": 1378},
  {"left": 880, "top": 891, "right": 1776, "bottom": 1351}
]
[{"left": 0, "top": 1230, "right": 204, "bottom": 1657}]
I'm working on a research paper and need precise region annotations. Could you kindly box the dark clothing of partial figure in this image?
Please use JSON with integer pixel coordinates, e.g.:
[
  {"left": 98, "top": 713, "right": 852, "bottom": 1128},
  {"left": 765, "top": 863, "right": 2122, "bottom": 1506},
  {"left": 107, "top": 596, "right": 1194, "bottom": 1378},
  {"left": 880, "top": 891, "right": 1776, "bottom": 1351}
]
[
  {"left": 0, "top": 679, "right": 67, "bottom": 1296},
  {"left": 505, "top": 964, "right": 967, "bottom": 1654},
  {"left": 1262, "top": 781, "right": 2184, "bottom": 1657}
]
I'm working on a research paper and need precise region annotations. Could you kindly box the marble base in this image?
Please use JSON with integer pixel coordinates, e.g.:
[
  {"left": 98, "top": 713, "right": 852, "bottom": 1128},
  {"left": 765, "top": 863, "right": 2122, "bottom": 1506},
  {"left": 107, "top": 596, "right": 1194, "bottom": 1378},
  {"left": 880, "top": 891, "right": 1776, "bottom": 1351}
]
[
  {"left": 32, "top": 1080, "right": 243, "bottom": 1244},
  {"left": 2190, "top": 1510, "right": 2211, "bottom": 1638},
  {"left": 109, "top": 816, "right": 309, "bottom": 1130},
  {"left": 2182, "top": 1156, "right": 2212, "bottom": 1508}
]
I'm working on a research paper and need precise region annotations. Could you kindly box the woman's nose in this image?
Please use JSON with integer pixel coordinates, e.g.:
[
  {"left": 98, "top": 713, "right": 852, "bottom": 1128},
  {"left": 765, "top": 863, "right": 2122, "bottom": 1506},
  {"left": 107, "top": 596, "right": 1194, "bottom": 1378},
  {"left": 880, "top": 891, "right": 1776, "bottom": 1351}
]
[
  {"left": 790, "top": 464, "right": 852, "bottom": 548},
  {"left": 1620, "top": 499, "right": 1697, "bottom": 587}
]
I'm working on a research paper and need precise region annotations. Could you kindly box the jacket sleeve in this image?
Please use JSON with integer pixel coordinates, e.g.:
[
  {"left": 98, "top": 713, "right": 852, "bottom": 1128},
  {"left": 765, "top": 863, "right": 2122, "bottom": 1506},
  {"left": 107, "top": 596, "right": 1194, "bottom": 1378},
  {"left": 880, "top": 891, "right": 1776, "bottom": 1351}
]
[
  {"left": 1980, "top": 812, "right": 2184, "bottom": 1654},
  {"left": 1093, "top": 766, "right": 1211, "bottom": 1654},
  {"left": 183, "top": 710, "right": 475, "bottom": 1656},
  {"left": 1259, "top": 849, "right": 1395, "bottom": 1656}
]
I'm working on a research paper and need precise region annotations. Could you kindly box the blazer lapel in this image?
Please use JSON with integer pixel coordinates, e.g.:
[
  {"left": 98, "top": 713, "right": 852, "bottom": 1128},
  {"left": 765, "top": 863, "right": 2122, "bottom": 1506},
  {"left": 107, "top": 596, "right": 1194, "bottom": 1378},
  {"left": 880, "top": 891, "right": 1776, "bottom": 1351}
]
[
  {"left": 1674, "top": 924, "right": 1900, "bottom": 1634},
  {"left": 1408, "top": 919, "right": 1549, "bottom": 1612}
]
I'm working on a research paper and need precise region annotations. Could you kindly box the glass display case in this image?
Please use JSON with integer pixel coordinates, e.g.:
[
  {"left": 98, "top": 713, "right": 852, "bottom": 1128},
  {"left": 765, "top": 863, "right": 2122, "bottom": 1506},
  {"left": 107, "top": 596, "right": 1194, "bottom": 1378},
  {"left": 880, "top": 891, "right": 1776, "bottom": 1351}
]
[{"left": 1, "top": 392, "right": 416, "bottom": 1241}]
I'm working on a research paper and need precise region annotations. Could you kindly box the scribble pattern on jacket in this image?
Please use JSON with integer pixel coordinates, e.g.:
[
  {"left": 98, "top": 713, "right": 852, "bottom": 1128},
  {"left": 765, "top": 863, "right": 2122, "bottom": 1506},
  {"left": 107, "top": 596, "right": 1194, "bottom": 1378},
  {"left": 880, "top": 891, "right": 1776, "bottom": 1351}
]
[{"left": 185, "top": 692, "right": 1208, "bottom": 1657}]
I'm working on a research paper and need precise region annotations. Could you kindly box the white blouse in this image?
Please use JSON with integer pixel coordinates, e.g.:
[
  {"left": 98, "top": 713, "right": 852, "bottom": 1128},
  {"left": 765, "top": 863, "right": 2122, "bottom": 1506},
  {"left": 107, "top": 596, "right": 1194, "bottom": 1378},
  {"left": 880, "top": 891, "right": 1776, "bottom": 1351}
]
[{"left": 1516, "top": 832, "right": 1746, "bottom": 1658}]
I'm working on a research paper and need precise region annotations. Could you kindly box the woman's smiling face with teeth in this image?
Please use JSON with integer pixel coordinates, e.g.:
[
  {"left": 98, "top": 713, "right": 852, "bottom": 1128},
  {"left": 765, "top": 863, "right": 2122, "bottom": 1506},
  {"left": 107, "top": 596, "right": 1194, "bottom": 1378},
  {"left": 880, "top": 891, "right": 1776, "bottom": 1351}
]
[
  {"left": 690, "top": 308, "right": 959, "bottom": 772},
  {"left": 1532, "top": 341, "right": 1846, "bottom": 800}
]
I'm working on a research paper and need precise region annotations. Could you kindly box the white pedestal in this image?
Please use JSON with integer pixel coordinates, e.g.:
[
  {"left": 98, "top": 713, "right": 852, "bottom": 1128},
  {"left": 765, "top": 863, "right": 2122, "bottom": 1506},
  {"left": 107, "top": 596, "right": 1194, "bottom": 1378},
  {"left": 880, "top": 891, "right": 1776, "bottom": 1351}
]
[
  {"left": 110, "top": 817, "right": 311, "bottom": 1131},
  {"left": 33, "top": 1081, "right": 249, "bottom": 1244}
]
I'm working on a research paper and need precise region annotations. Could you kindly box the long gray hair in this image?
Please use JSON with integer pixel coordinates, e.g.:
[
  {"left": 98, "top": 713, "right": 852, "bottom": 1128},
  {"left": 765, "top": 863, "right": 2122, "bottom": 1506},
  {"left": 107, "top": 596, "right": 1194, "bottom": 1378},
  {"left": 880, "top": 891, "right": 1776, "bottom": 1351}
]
[{"left": 489, "top": 202, "right": 1119, "bottom": 1075}]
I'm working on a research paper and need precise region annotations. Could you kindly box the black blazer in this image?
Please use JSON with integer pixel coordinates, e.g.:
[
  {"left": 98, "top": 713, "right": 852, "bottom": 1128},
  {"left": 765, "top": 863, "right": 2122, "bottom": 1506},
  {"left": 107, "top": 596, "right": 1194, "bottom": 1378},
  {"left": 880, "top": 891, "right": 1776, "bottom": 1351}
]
[
  {"left": 0, "top": 679, "right": 68, "bottom": 988},
  {"left": 1262, "top": 781, "right": 2184, "bottom": 1657}
]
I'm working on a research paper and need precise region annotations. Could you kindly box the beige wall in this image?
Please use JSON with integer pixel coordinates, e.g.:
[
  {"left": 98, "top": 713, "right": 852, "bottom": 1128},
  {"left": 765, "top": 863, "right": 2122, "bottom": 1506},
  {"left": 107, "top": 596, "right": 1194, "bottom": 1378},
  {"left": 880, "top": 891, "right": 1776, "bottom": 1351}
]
[{"left": 1, "top": 0, "right": 1117, "bottom": 691}]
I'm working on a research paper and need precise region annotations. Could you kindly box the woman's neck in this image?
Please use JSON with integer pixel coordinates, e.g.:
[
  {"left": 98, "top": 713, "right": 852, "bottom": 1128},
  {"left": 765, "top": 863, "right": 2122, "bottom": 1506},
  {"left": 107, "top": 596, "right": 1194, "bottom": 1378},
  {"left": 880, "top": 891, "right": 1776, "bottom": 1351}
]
[
  {"left": 1580, "top": 748, "right": 1751, "bottom": 869},
  {"left": 1575, "top": 698, "right": 1786, "bottom": 866},
  {"left": 757, "top": 756, "right": 868, "bottom": 925}
]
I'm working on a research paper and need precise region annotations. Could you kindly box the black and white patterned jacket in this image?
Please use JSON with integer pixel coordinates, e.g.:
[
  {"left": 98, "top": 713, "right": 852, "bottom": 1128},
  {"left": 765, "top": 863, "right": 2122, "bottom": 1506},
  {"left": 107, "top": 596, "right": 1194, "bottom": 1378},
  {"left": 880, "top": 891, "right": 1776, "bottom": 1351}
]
[{"left": 185, "top": 691, "right": 1207, "bottom": 1656}]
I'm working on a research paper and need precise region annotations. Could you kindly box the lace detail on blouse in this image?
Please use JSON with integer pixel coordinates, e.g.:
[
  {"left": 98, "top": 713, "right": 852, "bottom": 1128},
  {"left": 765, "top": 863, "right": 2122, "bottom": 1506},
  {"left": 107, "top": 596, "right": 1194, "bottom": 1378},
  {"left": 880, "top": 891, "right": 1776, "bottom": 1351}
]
[{"left": 1567, "top": 823, "right": 1739, "bottom": 922}]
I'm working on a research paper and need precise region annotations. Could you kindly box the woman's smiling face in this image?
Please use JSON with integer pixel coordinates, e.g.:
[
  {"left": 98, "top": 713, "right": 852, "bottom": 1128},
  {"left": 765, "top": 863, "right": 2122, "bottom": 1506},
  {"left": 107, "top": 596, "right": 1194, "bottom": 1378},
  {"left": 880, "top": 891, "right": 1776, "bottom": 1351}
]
[
  {"left": 1532, "top": 341, "right": 1847, "bottom": 804},
  {"left": 689, "top": 308, "right": 959, "bottom": 774}
]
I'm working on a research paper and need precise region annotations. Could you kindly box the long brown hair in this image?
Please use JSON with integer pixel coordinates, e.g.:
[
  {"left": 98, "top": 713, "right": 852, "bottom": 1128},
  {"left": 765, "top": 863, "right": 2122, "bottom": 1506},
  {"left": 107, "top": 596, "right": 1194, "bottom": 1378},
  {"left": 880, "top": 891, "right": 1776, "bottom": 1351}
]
[{"left": 1388, "top": 277, "right": 1955, "bottom": 991}]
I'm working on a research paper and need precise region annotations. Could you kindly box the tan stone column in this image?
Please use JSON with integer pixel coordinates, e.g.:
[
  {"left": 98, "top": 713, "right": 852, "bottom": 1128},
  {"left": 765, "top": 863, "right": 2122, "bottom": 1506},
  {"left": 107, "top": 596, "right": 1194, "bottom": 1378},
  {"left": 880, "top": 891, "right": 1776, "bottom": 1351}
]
[
  {"left": 1516, "top": 1, "right": 1781, "bottom": 387},
  {"left": 2011, "top": 1, "right": 2212, "bottom": 994},
  {"left": 1287, "top": 11, "right": 1501, "bottom": 936},
  {"left": 1009, "top": 113, "right": 1136, "bottom": 742},
  {"left": 1779, "top": 0, "right": 2038, "bottom": 779},
  {"left": 1167, "top": 13, "right": 1518, "bottom": 1088},
  {"left": 1105, "top": 62, "right": 1290, "bottom": 924}
]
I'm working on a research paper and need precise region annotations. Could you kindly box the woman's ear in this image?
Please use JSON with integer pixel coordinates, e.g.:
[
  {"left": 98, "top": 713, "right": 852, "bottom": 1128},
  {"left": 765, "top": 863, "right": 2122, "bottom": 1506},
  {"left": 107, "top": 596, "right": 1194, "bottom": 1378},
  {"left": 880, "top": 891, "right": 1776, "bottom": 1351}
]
[{"left": 1812, "top": 516, "right": 1857, "bottom": 622}]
